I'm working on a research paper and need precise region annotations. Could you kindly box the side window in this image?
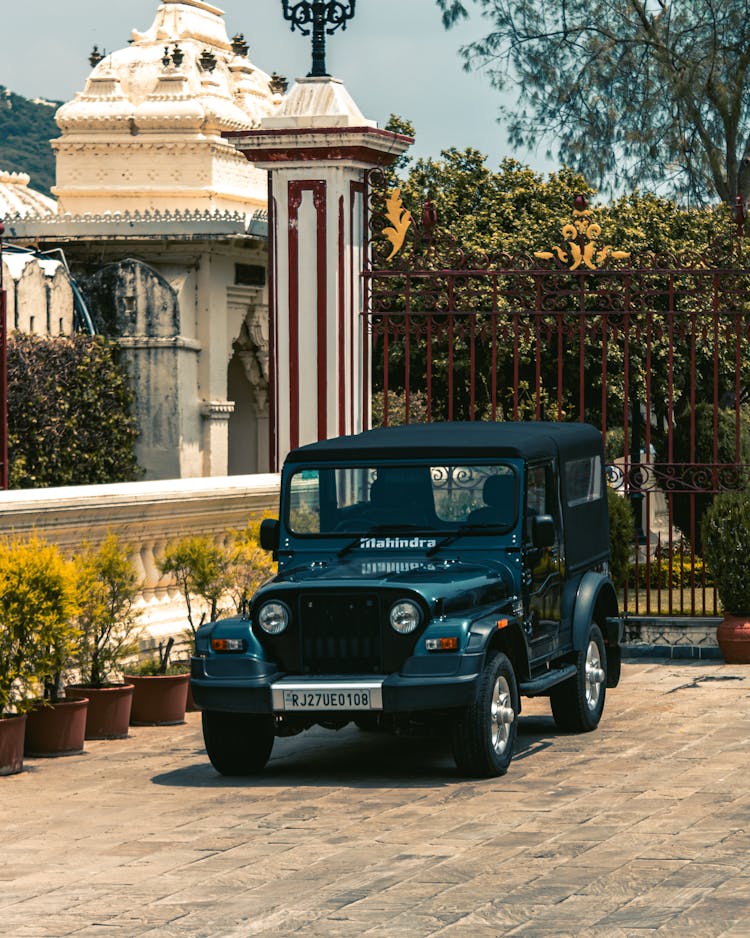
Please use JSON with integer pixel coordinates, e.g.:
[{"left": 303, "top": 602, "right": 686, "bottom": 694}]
[
  {"left": 566, "top": 455, "right": 602, "bottom": 506},
  {"left": 525, "top": 462, "right": 562, "bottom": 545},
  {"left": 525, "top": 465, "right": 548, "bottom": 540}
]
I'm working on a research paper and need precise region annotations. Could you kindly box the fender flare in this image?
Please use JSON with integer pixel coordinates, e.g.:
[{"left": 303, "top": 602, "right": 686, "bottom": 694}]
[
  {"left": 469, "top": 616, "right": 531, "bottom": 682},
  {"left": 572, "top": 571, "right": 619, "bottom": 648},
  {"left": 572, "top": 571, "right": 622, "bottom": 687}
]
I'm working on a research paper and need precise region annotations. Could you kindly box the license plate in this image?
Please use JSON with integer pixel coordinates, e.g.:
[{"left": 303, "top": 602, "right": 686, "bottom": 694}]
[{"left": 271, "top": 680, "right": 383, "bottom": 711}]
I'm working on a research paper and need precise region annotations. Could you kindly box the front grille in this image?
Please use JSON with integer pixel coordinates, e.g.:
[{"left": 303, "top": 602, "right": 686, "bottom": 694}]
[{"left": 299, "top": 593, "right": 382, "bottom": 674}]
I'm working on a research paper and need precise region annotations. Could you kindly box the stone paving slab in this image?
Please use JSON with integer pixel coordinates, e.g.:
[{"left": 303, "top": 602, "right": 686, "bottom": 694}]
[{"left": 1, "top": 660, "right": 749, "bottom": 937}]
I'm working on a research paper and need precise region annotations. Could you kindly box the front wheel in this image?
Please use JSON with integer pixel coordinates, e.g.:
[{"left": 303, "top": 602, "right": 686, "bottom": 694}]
[
  {"left": 451, "top": 651, "right": 519, "bottom": 778},
  {"left": 202, "top": 711, "right": 275, "bottom": 776},
  {"left": 550, "top": 623, "right": 607, "bottom": 732}
]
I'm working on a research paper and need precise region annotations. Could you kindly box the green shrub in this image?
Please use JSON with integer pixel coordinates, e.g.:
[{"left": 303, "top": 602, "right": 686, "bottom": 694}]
[
  {"left": 701, "top": 490, "right": 750, "bottom": 614},
  {"left": 227, "top": 517, "right": 277, "bottom": 614},
  {"left": 0, "top": 536, "right": 78, "bottom": 712},
  {"left": 670, "top": 403, "right": 750, "bottom": 550},
  {"left": 607, "top": 486, "right": 634, "bottom": 588},
  {"left": 7, "top": 333, "right": 141, "bottom": 488},
  {"left": 159, "top": 536, "right": 233, "bottom": 641},
  {"left": 160, "top": 519, "right": 277, "bottom": 639},
  {"left": 72, "top": 535, "right": 142, "bottom": 686},
  {"left": 630, "top": 550, "right": 712, "bottom": 590}
]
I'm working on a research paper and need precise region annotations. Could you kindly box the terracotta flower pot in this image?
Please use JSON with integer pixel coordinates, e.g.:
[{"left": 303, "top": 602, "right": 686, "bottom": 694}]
[
  {"left": 717, "top": 615, "right": 750, "bottom": 664},
  {"left": 123, "top": 672, "right": 189, "bottom": 726},
  {"left": 65, "top": 684, "right": 134, "bottom": 739},
  {"left": 24, "top": 697, "right": 89, "bottom": 757},
  {"left": 0, "top": 713, "right": 27, "bottom": 776}
]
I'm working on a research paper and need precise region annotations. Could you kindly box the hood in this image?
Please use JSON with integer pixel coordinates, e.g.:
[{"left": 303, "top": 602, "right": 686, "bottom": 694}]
[{"left": 265, "top": 554, "right": 515, "bottom": 614}]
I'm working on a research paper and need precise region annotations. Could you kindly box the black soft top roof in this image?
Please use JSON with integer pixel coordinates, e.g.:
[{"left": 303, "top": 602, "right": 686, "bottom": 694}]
[{"left": 285, "top": 421, "right": 603, "bottom": 464}]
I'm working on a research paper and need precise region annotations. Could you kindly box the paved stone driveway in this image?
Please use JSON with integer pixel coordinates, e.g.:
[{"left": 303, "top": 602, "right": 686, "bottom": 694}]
[{"left": 2, "top": 660, "right": 749, "bottom": 937}]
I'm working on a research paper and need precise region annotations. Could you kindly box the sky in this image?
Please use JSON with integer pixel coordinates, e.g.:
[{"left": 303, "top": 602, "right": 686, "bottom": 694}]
[{"left": 0, "top": 0, "right": 558, "bottom": 175}]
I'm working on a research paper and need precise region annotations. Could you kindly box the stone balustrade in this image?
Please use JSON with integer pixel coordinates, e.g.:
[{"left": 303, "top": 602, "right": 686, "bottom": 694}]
[{"left": 0, "top": 474, "right": 281, "bottom": 641}]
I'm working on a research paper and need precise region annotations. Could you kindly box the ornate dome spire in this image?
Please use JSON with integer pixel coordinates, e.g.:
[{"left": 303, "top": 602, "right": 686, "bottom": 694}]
[
  {"left": 53, "top": 0, "right": 282, "bottom": 217},
  {"left": 57, "top": 0, "right": 278, "bottom": 134}
]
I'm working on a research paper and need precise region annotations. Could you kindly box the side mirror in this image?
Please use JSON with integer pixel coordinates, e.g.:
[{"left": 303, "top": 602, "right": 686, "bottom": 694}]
[
  {"left": 532, "top": 514, "right": 555, "bottom": 549},
  {"left": 259, "top": 518, "right": 280, "bottom": 552}
]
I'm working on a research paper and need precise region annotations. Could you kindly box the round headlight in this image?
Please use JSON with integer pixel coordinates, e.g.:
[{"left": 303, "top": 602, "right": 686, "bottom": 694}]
[
  {"left": 257, "top": 601, "right": 290, "bottom": 635},
  {"left": 389, "top": 600, "right": 422, "bottom": 635}
]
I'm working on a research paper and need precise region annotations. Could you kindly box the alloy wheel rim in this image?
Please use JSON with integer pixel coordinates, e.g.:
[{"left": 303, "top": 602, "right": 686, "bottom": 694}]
[
  {"left": 584, "top": 640, "right": 606, "bottom": 710},
  {"left": 490, "top": 675, "right": 515, "bottom": 754}
]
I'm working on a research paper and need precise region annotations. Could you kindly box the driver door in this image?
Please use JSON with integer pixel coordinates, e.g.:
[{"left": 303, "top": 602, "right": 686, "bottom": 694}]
[{"left": 524, "top": 461, "right": 563, "bottom": 657}]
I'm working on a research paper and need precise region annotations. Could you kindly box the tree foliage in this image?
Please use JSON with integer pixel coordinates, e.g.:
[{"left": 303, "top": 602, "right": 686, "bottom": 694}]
[
  {"left": 373, "top": 148, "right": 734, "bottom": 428},
  {"left": 435, "top": 0, "right": 750, "bottom": 206},
  {"left": 7, "top": 333, "right": 141, "bottom": 489},
  {"left": 0, "top": 87, "right": 60, "bottom": 196},
  {"left": 606, "top": 487, "right": 635, "bottom": 588}
]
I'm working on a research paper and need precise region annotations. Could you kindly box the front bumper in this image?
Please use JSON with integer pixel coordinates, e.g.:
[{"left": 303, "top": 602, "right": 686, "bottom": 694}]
[{"left": 190, "top": 655, "right": 482, "bottom": 714}]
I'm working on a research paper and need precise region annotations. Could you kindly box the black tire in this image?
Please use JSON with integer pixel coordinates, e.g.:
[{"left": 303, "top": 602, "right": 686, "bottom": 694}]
[
  {"left": 550, "top": 623, "right": 607, "bottom": 732},
  {"left": 451, "top": 651, "right": 519, "bottom": 778},
  {"left": 201, "top": 711, "right": 275, "bottom": 776}
]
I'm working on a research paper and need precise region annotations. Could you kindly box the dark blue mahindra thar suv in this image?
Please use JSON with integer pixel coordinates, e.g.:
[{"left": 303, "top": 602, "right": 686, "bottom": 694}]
[{"left": 192, "top": 422, "right": 623, "bottom": 778}]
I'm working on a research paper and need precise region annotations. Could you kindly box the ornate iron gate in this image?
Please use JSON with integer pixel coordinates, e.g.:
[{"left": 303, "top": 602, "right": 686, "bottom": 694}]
[{"left": 363, "top": 184, "right": 750, "bottom": 617}]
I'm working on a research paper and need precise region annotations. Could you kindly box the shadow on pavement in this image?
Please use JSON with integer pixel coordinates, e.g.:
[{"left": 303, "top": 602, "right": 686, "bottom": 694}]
[{"left": 151, "top": 716, "right": 557, "bottom": 789}]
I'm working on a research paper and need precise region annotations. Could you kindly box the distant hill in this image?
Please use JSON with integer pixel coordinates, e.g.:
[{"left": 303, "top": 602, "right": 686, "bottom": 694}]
[{"left": 0, "top": 87, "right": 62, "bottom": 197}]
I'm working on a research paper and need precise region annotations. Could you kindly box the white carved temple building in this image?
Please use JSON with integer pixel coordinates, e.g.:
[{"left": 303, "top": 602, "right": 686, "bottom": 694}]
[
  {"left": 4, "top": 0, "right": 282, "bottom": 478},
  {"left": 2, "top": 0, "right": 410, "bottom": 483}
]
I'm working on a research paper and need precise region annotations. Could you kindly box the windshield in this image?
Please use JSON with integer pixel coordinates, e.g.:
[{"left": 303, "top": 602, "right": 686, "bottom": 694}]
[{"left": 287, "top": 463, "right": 519, "bottom": 535}]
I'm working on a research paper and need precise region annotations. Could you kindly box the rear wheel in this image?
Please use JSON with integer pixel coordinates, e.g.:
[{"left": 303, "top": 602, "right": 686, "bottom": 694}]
[
  {"left": 201, "top": 711, "right": 275, "bottom": 776},
  {"left": 551, "top": 624, "right": 607, "bottom": 732},
  {"left": 451, "top": 651, "right": 518, "bottom": 778}
]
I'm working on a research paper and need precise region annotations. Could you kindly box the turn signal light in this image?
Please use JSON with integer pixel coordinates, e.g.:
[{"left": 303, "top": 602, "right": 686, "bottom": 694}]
[
  {"left": 425, "top": 637, "right": 459, "bottom": 652},
  {"left": 211, "top": 638, "right": 245, "bottom": 653}
]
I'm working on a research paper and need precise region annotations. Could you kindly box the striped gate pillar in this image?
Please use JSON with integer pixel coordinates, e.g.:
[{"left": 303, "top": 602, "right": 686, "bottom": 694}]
[{"left": 229, "top": 77, "right": 412, "bottom": 470}]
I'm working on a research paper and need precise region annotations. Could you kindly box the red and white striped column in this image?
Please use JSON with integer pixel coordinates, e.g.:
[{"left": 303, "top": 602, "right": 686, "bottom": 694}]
[{"left": 229, "top": 77, "right": 411, "bottom": 469}]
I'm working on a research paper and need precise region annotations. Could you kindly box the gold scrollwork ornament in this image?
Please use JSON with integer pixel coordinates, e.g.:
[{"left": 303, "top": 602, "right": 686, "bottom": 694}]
[
  {"left": 534, "top": 201, "right": 630, "bottom": 270},
  {"left": 382, "top": 189, "right": 412, "bottom": 260}
]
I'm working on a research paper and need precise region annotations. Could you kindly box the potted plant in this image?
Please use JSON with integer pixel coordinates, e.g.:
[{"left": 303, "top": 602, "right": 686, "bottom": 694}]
[
  {"left": 159, "top": 523, "right": 275, "bottom": 711},
  {"left": 124, "top": 637, "right": 190, "bottom": 726},
  {"left": 0, "top": 538, "right": 35, "bottom": 775},
  {"left": 19, "top": 540, "right": 86, "bottom": 758},
  {"left": 702, "top": 489, "right": 750, "bottom": 663},
  {"left": 66, "top": 534, "right": 142, "bottom": 738},
  {"left": 159, "top": 534, "right": 233, "bottom": 710},
  {"left": 0, "top": 536, "right": 81, "bottom": 771}
]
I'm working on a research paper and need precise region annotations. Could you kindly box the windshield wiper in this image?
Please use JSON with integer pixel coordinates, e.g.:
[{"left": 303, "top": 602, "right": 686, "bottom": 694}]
[
  {"left": 425, "top": 524, "right": 494, "bottom": 558},
  {"left": 337, "top": 524, "right": 422, "bottom": 559}
]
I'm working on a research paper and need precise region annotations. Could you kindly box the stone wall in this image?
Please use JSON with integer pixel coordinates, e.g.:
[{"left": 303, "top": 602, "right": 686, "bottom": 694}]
[
  {"left": 1, "top": 254, "right": 75, "bottom": 334},
  {"left": 0, "top": 474, "right": 280, "bottom": 641}
]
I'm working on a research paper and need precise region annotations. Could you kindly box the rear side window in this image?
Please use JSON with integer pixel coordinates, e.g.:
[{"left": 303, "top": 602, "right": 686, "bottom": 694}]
[{"left": 566, "top": 455, "right": 602, "bottom": 507}]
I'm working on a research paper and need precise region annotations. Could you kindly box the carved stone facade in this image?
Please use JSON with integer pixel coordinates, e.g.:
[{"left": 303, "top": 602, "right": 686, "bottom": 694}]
[
  {"left": 1, "top": 248, "right": 75, "bottom": 336},
  {"left": 0, "top": 172, "right": 76, "bottom": 338}
]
